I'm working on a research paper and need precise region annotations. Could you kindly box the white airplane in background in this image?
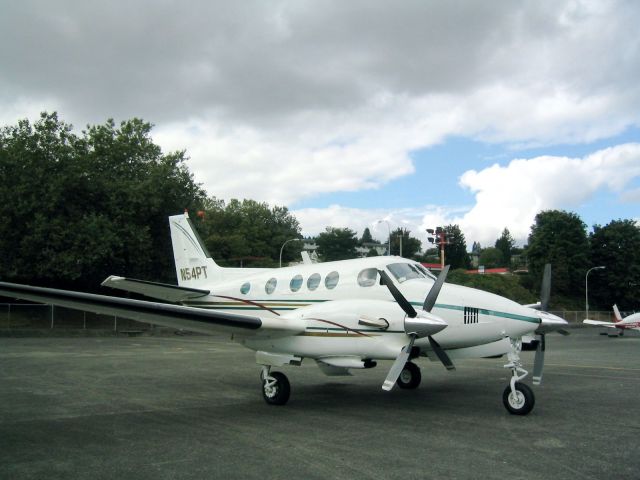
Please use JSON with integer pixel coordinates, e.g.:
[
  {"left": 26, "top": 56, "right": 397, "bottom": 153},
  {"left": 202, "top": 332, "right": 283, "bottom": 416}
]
[
  {"left": 584, "top": 305, "right": 640, "bottom": 335},
  {"left": 0, "top": 213, "right": 569, "bottom": 415}
]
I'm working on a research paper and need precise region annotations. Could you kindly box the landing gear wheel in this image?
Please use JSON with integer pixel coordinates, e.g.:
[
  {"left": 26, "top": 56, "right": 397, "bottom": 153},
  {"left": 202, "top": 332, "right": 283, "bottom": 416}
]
[
  {"left": 397, "top": 362, "right": 421, "bottom": 389},
  {"left": 262, "top": 371, "right": 290, "bottom": 405},
  {"left": 502, "top": 382, "right": 535, "bottom": 415}
]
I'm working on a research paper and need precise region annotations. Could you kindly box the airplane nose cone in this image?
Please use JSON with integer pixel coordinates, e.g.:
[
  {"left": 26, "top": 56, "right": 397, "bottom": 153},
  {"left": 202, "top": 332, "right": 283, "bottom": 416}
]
[
  {"left": 405, "top": 311, "right": 448, "bottom": 338},
  {"left": 535, "top": 310, "right": 569, "bottom": 334}
]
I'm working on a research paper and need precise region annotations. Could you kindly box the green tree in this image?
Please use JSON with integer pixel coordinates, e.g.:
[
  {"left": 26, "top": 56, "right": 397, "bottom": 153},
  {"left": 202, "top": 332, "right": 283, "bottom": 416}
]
[
  {"left": 443, "top": 225, "right": 471, "bottom": 269},
  {"left": 366, "top": 247, "right": 380, "bottom": 257},
  {"left": 526, "top": 210, "right": 589, "bottom": 297},
  {"left": 197, "top": 199, "right": 301, "bottom": 267},
  {"left": 589, "top": 219, "right": 640, "bottom": 310},
  {"left": 316, "top": 227, "right": 358, "bottom": 261},
  {"left": 495, "top": 228, "right": 515, "bottom": 267},
  {"left": 360, "top": 227, "right": 374, "bottom": 245},
  {"left": 389, "top": 227, "right": 422, "bottom": 258},
  {"left": 479, "top": 247, "right": 504, "bottom": 269},
  {"left": 447, "top": 269, "right": 536, "bottom": 304},
  {"left": 0, "top": 112, "right": 206, "bottom": 289}
]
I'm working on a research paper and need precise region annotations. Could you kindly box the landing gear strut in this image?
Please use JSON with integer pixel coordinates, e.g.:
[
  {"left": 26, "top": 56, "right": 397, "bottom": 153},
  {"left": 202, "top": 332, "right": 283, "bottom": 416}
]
[
  {"left": 261, "top": 366, "right": 290, "bottom": 405},
  {"left": 502, "top": 338, "right": 535, "bottom": 415}
]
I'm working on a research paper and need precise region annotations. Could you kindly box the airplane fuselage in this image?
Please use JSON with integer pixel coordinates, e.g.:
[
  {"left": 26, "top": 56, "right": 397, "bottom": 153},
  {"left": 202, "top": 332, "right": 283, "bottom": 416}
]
[{"left": 178, "top": 256, "right": 543, "bottom": 360}]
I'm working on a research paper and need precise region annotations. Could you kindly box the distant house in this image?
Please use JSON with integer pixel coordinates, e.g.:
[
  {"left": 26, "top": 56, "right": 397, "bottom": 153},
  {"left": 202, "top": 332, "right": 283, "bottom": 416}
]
[{"left": 356, "top": 242, "right": 387, "bottom": 257}]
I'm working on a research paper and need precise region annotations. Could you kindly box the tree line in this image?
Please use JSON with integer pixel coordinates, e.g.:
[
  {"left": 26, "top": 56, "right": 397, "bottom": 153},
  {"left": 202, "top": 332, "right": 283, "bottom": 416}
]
[{"left": 1, "top": 113, "right": 638, "bottom": 309}]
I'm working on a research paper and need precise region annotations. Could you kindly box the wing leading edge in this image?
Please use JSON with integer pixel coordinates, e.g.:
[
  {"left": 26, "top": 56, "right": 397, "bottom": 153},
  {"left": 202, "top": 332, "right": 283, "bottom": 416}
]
[{"left": 0, "top": 282, "right": 302, "bottom": 337}]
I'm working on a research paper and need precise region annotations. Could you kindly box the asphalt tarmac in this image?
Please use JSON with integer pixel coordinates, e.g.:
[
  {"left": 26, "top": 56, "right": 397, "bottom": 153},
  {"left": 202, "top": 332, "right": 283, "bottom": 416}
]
[{"left": 1, "top": 329, "right": 638, "bottom": 480}]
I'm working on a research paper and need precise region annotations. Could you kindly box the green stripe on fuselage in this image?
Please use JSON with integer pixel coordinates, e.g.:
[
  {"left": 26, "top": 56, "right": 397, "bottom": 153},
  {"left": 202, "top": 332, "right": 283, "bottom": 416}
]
[
  {"left": 410, "top": 301, "right": 540, "bottom": 324},
  {"left": 183, "top": 299, "right": 539, "bottom": 323}
]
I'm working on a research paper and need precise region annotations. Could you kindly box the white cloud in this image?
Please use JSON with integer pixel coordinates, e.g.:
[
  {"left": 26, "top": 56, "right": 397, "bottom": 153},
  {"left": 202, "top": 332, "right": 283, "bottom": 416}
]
[
  {"left": 293, "top": 204, "right": 469, "bottom": 250},
  {"left": 2, "top": 1, "right": 640, "bottom": 251},
  {"left": 294, "top": 144, "right": 640, "bottom": 250},
  {"left": 457, "top": 143, "right": 640, "bottom": 245}
]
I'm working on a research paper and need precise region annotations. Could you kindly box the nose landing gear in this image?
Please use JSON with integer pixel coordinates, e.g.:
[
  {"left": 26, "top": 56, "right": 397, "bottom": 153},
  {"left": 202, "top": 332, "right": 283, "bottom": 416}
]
[{"left": 502, "top": 338, "right": 535, "bottom": 415}]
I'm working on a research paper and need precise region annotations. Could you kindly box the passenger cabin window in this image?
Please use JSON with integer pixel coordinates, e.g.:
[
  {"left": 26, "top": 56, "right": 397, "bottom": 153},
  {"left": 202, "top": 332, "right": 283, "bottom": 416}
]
[
  {"left": 325, "top": 271, "right": 339, "bottom": 289},
  {"left": 307, "top": 273, "right": 321, "bottom": 291},
  {"left": 357, "top": 268, "right": 378, "bottom": 287},
  {"left": 265, "top": 277, "right": 277, "bottom": 294},
  {"left": 290, "top": 275, "right": 303, "bottom": 292},
  {"left": 387, "top": 263, "right": 425, "bottom": 283},
  {"left": 240, "top": 282, "right": 251, "bottom": 294}
]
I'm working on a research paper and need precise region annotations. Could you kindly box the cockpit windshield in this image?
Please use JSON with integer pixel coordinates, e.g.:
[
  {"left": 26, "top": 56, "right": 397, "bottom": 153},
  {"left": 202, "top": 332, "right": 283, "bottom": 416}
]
[{"left": 386, "top": 262, "right": 436, "bottom": 283}]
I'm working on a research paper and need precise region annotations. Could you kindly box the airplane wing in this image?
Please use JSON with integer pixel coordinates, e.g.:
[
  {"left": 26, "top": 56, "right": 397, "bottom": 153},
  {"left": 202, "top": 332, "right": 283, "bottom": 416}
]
[
  {"left": 583, "top": 319, "right": 617, "bottom": 328},
  {"left": 0, "top": 282, "right": 302, "bottom": 337},
  {"left": 101, "top": 275, "right": 209, "bottom": 303}
]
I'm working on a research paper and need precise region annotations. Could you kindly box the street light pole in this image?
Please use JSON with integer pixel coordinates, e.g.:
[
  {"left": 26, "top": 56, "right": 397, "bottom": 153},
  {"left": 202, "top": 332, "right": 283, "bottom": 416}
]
[
  {"left": 279, "top": 238, "right": 300, "bottom": 268},
  {"left": 585, "top": 266, "right": 605, "bottom": 318},
  {"left": 377, "top": 220, "right": 391, "bottom": 256}
]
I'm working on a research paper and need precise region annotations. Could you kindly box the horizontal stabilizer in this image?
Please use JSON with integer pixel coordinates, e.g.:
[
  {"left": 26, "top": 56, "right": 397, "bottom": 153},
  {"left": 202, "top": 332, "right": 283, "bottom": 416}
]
[
  {"left": 583, "top": 319, "right": 616, "bottom": 327},
  {"left": 523, "top": 302, "right": 542, "bottom": 310},
  {"left": 101, "top": 276, "right": 210, "bottom": 303}
]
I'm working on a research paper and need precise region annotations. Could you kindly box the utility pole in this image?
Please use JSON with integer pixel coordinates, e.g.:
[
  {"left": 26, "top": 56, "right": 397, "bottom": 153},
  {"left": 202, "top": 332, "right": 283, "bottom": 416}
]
[
  {"left": 585, "top": 265, "right": 605, "bottom": 318},
  {"left": 426, "top": 227, "right": 448, "bottom": 269}
]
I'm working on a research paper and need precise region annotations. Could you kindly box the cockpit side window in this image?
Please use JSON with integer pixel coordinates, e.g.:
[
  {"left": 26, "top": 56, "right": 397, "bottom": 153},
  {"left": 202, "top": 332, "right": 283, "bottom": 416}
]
[
  {"left": 387, "top": 262, "right": 424, "bottom": 283},
  {"left": 415, "top": 263, "right": 437, "bottom": 280}
]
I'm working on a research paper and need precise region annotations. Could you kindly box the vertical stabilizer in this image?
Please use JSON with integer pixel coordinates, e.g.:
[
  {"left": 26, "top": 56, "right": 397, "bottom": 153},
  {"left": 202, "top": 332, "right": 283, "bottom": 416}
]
[
  {"left": 169, "top": 212, "right": 221, "bottom": 287},
  {"left": 613, "top": 304, "right": 623, "bottom": 322}
]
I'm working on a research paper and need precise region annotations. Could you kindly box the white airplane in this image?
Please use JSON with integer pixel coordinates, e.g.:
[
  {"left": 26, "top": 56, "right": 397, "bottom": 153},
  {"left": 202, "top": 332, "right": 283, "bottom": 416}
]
[
  {"left": 584, "top": 304, "right": 640, "bottom": 335},
  {"left": 0, "top": 212, "right": 569, "bottom": 415}
]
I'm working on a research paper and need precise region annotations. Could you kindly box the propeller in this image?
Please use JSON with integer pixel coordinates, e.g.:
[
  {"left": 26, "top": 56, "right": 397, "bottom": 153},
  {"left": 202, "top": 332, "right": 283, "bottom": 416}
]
[
  {"left": 533, "top": 263, "right": 552, "bottom": 385},
  {"left": 379, "top": 265, "right": 454, "bottom": 391}
]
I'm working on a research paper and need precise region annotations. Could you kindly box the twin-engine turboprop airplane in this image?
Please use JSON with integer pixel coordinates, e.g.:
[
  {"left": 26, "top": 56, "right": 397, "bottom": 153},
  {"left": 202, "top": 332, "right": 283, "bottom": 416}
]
[
  {"left": 584, "top": 304, "right": 640, "bottom": 335},
  {"left": 0, "top": 213, "right": 569, "bottom": 415}
]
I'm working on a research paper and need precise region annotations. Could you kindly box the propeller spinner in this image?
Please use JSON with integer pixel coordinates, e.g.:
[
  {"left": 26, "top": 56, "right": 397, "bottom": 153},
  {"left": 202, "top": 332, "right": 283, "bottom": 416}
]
[{"left": 379, "top": 265, "right": 454, "bottom": 391}]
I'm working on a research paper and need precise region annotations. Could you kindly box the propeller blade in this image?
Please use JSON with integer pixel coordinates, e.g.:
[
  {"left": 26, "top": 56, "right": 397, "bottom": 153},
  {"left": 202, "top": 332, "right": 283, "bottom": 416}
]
[
  {"left": 423, "top": 265, "right": 450, "bottom": 312},
  {"left": 382, "top": 336, "right": 415, "bottom": 391},
  {"left": 557, "top": 328, "right": 570, "bottom": 336},
  {"left": 540, "top": 263, "right": 551, "bottom": 312},
  {"left": 532, "top": 334, "right": 545, "bottom": 385},
  {"left": 428, "top": 336, "right": 455, "bottom": 370},
  {"left": 378, "top": 269, "right": 417, "bottom": 318}
]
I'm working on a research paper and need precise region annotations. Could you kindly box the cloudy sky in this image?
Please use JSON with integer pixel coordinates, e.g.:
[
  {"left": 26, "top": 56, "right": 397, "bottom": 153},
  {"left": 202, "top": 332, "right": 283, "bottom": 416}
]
[{"left": 2, "top": 0, "right": 639, "bottom": 249}]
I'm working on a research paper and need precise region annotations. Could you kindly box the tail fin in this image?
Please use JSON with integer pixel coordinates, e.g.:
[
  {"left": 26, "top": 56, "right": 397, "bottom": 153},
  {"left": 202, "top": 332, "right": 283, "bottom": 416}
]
[
  {"left": 169, "top": 212, "right": 222, "bottom": 287},
  {"left": 613, "top": 304, "right": 623, "bottom": 322}
]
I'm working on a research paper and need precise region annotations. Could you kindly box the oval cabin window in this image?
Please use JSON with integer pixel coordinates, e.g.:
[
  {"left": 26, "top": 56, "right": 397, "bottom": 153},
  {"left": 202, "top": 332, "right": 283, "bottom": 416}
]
[
  {"left": 290, "top": 275, "right": 303, "bottom": 292},
  {"left": 357, "top": 268, "right": 377, "bottom": 287},
  {"left": 325, "top": 271, "right": 339, "bottom": 289},
  {"left": 265, "top": 278, "right": 277, "bottom": 294},
  {"left": 307, "top": 273, "right": 321, "bottom": 291}
]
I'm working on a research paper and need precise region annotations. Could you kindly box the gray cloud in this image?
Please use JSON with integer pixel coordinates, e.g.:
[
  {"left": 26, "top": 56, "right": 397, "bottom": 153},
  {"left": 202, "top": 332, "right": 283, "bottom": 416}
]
[{"left": 3, "top": 0, "right": 639, "bottom": 130}]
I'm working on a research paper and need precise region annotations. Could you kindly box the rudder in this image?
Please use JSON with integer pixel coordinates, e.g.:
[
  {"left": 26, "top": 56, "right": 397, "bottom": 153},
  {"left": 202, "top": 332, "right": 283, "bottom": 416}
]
[{"left": 169, "top": 212, "right": 221, "bottom": 287}]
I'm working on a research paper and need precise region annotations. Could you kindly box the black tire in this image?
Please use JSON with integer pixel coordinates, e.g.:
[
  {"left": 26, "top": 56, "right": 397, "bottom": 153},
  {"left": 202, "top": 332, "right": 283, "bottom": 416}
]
[
  {"left": 502, "top": 382, "right": 535, "bottom": 415},
  {"left": 397, "top": 362, "right": 421, "bottom": 389},
  {"left": 262, "top": 372, "right": 291, "bottom": 405}
]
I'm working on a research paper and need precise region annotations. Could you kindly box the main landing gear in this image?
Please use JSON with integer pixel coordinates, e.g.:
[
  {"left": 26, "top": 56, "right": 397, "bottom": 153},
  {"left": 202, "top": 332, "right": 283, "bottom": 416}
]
[
  {"left": 502, "top": 338, "right": 535, "bottom": 415},
  {"left": 397, "top": 361, "right": 422, "bottom": 389},
  {"left": 261, "top": 366, "right": 290, "bottom": 405}
]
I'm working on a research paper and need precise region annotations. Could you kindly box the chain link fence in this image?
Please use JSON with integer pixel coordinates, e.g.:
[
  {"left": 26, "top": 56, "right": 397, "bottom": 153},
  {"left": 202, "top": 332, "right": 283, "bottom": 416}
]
[
  {"left": 0, "top": 303, "right": 616, "bottom": 334},
  {"left": 0, "top": 303, "right": 156, "bottom": 334}
]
